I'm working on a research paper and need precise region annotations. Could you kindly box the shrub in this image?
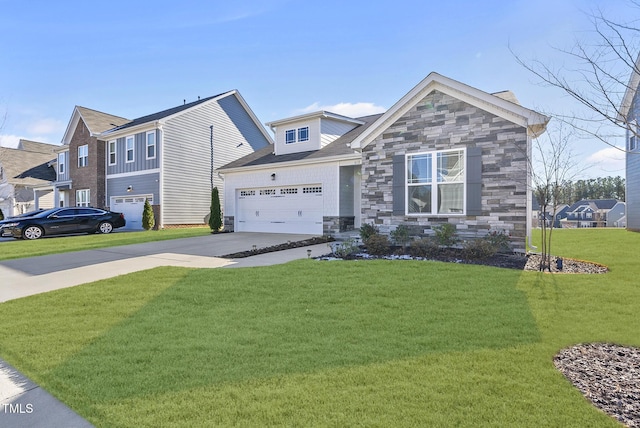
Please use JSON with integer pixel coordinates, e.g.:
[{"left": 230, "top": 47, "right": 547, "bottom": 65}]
[
  {"left": 433, "top": 223, "right": 458, "bottom": 247},
  {"left": 485, "top": 230, "right": 511, "bottom": 252},
  {"left": 408, "top": 237, "right": 440, "bottom": 258},
  {"left": 365, "top": 234, "right": 391, "bottom": 256},
  {"left": 462, "top": 238, "right": 498, "bottom": 260},
  {"left": 331, "top": 239, "right": 360, "bottom": 258},
  {"left": 359, "top": 223, "right": 379, "bottom": 244},
  {"left": 0, "top": 208, "right": 3, "bottom": 221},
  {"left": 390, "top": 224, "right": 411, "bottom": 248},
  {"left": 142, "top": 199, "right": 155, "bottom": 230},
  {"left": 209, "top": 187, "right": 222, "bottom": 232}
]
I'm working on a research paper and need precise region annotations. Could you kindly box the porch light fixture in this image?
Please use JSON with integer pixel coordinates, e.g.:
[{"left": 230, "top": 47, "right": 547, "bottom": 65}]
[
  {"left": 271, "top": 173, "right": 276, "bottom": 181},
  {"left": 127, "top": 185, "right": 133, "bottom": 192},
  {"left": 307, "top": 249, "right": 312, "bottom": 258}
]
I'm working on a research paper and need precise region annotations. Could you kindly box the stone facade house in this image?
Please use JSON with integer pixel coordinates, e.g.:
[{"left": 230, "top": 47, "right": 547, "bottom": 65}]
[{"left": 219, "top": 72, "right": 549, "bottom": 252}]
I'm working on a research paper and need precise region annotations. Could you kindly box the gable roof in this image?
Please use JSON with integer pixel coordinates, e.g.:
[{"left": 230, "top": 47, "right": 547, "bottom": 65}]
[
  {"left": 219, "top": 113, "right": 382, "bottom": 171},
  {"left": 266, "top": 110, "right": 365, "bottom": 128},
  {"left": 350, "top": 72, "right": 549, "bottom": 150},
  {"left": 567, "top": 199, "right": 619, "bottom": 212},
  {"left": 61, "top": 106, "right": 130, "bottom": 145},
  {"left": 0, "top": 140, "right": 58, "bottom": 186},
  {"left": 100, "top": 90, "right": 273, "bottom": 144}
]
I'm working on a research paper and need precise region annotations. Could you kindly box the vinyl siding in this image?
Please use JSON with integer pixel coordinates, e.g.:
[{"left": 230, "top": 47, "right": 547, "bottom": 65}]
[
  {"left": 107, "top": 173, "right": 160, "bottom": 205},
  {"left": 106, "top": 130, "right": 160, "bottom": 175},
  {"left": 162, "top": 95, "right": 270, "bottom": 225},
  {"left": 320, "top": 119, "right": 357, "bottom": 147},
  {"left": 627, "top": 89, "right": 640, "bottom": 230},
  {"left": 273, "top": 118, "right": 321, "bottom": 155}
]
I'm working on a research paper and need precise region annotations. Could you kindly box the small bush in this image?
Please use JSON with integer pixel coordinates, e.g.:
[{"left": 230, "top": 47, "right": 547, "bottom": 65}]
[
  {"left": 359, "top": 223, "right": 379, "bottom": 244},
  {"left": 209, "top": 187, "right": 222, "bottom": 232},
  {"left": 408, "top": 237, "right": 440, "bottom": 258},
  {"left": 390, "top": 225, "right": 411, "bottom": 248},
  {"left": 142, "top": 199, "right": 155, "bottom": 230},
  {"left": 462, "top": 238, "right": 498, "bottom": 260},
  {"left": 366, "top": 234, "right": 391, "bottom": 256},
  {"left": 0, "top": 208, "right": 4, "bottom": 221},
  {"left": 485, "top": 230, "right": 511, "bottom": 252},
  {"left": 331, "top": 239, "right": 360, "bottom": 258},
  {"left": 433, "top": 223, "right": 458, "bottom": 247}
]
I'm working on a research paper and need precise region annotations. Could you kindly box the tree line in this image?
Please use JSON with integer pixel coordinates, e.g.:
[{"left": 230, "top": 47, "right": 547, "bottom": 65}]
[{"left": 554, "top": 176, "right": 625, "bottom": 205}]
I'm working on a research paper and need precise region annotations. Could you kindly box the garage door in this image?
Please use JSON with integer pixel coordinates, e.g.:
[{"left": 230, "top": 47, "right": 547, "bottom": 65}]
[
  {"left": 110, "top": 195, "right": 153, "bottom": 230},
  {"left": 236, "top": 185, "right": 323, "bottom": 234}
]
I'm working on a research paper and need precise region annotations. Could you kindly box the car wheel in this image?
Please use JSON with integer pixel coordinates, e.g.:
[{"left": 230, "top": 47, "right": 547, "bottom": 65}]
[
  {"left": 98, "top": 222, "right": 113, "bottom": 234},
  {"left": 23, "top": 225, "right": 43, "bottom": 240}
]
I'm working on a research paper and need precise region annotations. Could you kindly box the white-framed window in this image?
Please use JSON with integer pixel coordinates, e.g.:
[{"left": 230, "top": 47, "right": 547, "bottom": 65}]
[
  {"left": 76, "top": 189, "right": 90, "bottom": 207},
  {"left": 126, "top": 136, "right": 135, "bottom": 163},
  {"left": 58, "top": 152, "right": 66, "bottom": 175},
  {"left": 298, "top": 127, "right": 309, "bottom": 142},
  {"left": 108, "top": 140, "right": 117, "bottom": 165},
  {"left": 285, "top": 129, "right": 296, "bottom": 144},
  {"left": 630, "top": 135, "right": 638, "bottom": 151},
  {"left": 146, "top": 131, "right": 156, "bottom": 159},
  {"left": 78, "top": 144, "right": 88, "bottom": 167},
  {"left": 406, "top": 149, "right": 465, "bottom": 215}
]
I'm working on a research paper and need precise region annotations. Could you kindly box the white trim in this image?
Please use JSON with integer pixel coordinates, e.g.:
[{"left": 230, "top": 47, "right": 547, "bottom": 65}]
[
  {"left": 159, "top": 128, "right": 164, "bottom": 228},
  {"left": 619, "top": 54, "right": 640, "bottom": 121},
  {"left": 146, "top": 131, "right": 156, "bottom": 160},
  {"left": 218, "top": 153, "right": 361, "bottom": 174},
  {"left": 266, "top": 111, "right": 365, "bottom": 128},
  {"left": 125, "top": 135, "right": 135, "bottom": 163},
  {"left": 106, "top": 168, "right": 160, "bottom": 179},
  {"left": 351, "top": 72, "right": 549, "bottom": 150},
  {"left": 76, "top": 189, "right": 90, "bottom": 207}
]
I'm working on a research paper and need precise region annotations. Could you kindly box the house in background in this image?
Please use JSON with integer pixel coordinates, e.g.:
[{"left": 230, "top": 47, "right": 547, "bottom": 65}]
[
  {"left": 43, "top": 91, "right": 272, "bottom": 230},
  {"left": 219, "top": 72, "right": 549, "bottom": 252},
  {"left": 620, "top": 53, "right": 640, "bottom": 231},
  {"left": 562, "top": 199, "right": 625, "bottom": 228},
  {"left": 0, "top": 140, "right": 57, "bottom": 217}
]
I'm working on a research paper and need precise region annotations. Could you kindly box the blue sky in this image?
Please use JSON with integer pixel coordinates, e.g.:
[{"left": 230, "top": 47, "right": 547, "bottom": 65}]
[{"left": 0, "top": 0, "right": 633, "bottom": 178}]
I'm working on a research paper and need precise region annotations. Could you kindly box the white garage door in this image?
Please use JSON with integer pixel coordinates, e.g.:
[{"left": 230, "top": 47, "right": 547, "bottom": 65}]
[
  {"left": 111, "top": 195, "right": 153, "bottom": 230},
  {"left": 236, "top": 185, "right": 323, "bottom": 234}
]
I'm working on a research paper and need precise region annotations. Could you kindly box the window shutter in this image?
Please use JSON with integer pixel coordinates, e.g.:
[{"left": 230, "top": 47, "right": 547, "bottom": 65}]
[
  {"left": 466, "top": 147, "right": 482, "bottom": 216},
  {"left": 392, "top": 155, "right": 405, "bottom": 215}
]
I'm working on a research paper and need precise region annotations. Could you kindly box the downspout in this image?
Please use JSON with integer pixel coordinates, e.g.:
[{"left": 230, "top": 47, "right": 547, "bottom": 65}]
[{"left": 158, "top": 122, "right": 164, "bottom": 229}]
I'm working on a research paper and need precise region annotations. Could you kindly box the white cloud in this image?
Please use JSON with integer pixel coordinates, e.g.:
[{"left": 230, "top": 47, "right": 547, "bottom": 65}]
[
  {"left": 295, "top": 102, "right": 386, "bottom": 118},
  {"left": 585, "top": 146, "right": 626, "bottom": 176},
  {"left": 0, "top": 135, "right": 21, "bottom": 148},
  {"left": 27, "top": 118, "right": 65, "bottom": 135}
]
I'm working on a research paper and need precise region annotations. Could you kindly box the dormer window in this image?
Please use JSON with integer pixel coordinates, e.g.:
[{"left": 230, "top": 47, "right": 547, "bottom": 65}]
[{"left": 285, "top": 127, "right": 310, "bottom": 144}]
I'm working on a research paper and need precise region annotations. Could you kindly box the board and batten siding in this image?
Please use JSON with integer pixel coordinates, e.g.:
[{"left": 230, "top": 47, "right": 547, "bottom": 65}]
[
  {"left": 320, "top": 119, "right": 358, "bottom": 147},
  {"left": 161, "top": 95, "right": 271, "bottom": 225},
  {"left": 106, "top": 130, "right": 160, "bottom": 175},
  {"left": 107, "top": 173, "right": 160, "bottom": 205},
  {"left": 627, "top": 89, "right": 640, "bottom": 230}
]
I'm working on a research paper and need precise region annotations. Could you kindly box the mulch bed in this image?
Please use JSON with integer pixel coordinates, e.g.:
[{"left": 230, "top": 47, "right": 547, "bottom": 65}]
[
  {"left": 555, "top": 343, "right": 640, "bottom": 427},
  {"left": 221, "top": 236, "right": 334, "bottom": 258}
]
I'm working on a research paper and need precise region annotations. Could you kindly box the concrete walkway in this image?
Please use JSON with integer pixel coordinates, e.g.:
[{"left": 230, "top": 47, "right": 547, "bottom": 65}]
[{"left": 0, "top": 233, "right": 330, "bottom": 427}]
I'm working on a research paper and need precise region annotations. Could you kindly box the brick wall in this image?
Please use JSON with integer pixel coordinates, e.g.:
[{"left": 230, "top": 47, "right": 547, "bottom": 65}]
[
  {"left": 360, "top": 90, "right": 530, "bottom": 252},
  {"left": 68, "top": 120, "right": 106, "bottom": 208}
]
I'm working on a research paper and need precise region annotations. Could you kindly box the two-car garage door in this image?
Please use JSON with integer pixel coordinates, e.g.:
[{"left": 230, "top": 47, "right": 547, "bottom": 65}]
[
  {"left": 236, "top": 185, "right": 323, "bottom": 234},
  {"left": 111, "top": 195, "right": 153, "bottom": 230}
]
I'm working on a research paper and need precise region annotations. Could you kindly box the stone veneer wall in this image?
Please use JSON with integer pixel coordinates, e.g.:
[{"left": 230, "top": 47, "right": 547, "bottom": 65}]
[{"left": 360, "top": 90, "right": 530, "bottom": 252}]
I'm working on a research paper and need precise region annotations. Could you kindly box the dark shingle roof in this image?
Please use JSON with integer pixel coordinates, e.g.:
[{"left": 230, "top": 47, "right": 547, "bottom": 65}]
[
  {"left": 106, "top": 92, "right": 232, "bottom": 133},
  {"left": 567, "top": 199, "right": 619, "bottom": 212},
  {"left": 0, "top": 140, "right": 58, "bottom": 186},
  {"left": 219, "top": 113, "right": 383, "bottom": 170}
]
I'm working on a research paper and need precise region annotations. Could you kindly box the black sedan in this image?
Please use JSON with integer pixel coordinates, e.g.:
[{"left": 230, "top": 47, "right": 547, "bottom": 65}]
[{"left": 0, "top": 207, "right": 126, "bottom": 240}]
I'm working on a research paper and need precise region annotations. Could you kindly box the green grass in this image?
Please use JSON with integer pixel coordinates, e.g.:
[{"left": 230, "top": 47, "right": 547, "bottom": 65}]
[
  {"left": 0, "top": 229, "right": 638, "bottom": 426},
  {"left": 0, "top": 227, "right": 211, "bottom": 261}
]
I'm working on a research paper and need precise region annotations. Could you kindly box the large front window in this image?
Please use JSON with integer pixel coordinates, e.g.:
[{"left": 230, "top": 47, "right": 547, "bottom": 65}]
[{"left": 406, "top": 149, "right": 465, "bottom": 215}]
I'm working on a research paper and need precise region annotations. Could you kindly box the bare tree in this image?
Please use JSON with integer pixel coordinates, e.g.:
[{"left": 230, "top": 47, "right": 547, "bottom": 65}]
[
  {"left": 531, "top": 122, "right": 584, "bottom": 271},
  {"left": 512, "top": 3, "right": 640, "bottom": 150}
]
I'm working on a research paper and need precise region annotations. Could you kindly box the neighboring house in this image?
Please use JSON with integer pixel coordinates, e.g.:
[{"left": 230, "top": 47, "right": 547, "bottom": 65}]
[
  {"left": 620, "top": 54, "right": 640, "bottom": 231},
  {"left": 42, "top": 91, "right": 272, "bottom": 230},
  {"left": 534, "top": 202, "right": 569, "bottom": 228},
  {"left": 0, "top": 140, "right": 57, "bottom": 217},
  {"left": 219, "top": 72, "right": 549, "bottom": 252},
  {"left": 562, "top": 199, "right": 624, "bottom": 228}
]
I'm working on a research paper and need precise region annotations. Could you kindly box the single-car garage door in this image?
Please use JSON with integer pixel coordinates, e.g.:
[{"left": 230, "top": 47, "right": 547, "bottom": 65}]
[
  {"left": 110, "top": 195, "right": 153, "bottom": 230},
  {"left": 236, "top": 185, "right": 323, "bottom": 234}
]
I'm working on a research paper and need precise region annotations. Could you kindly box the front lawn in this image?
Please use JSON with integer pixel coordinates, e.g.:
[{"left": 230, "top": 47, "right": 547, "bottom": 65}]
[
  {"left": 0, "top": 229, "right": 638, "bottom": 426},
  {"left": 0, "top": 227, "right": 211, "bottom": 261}
]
